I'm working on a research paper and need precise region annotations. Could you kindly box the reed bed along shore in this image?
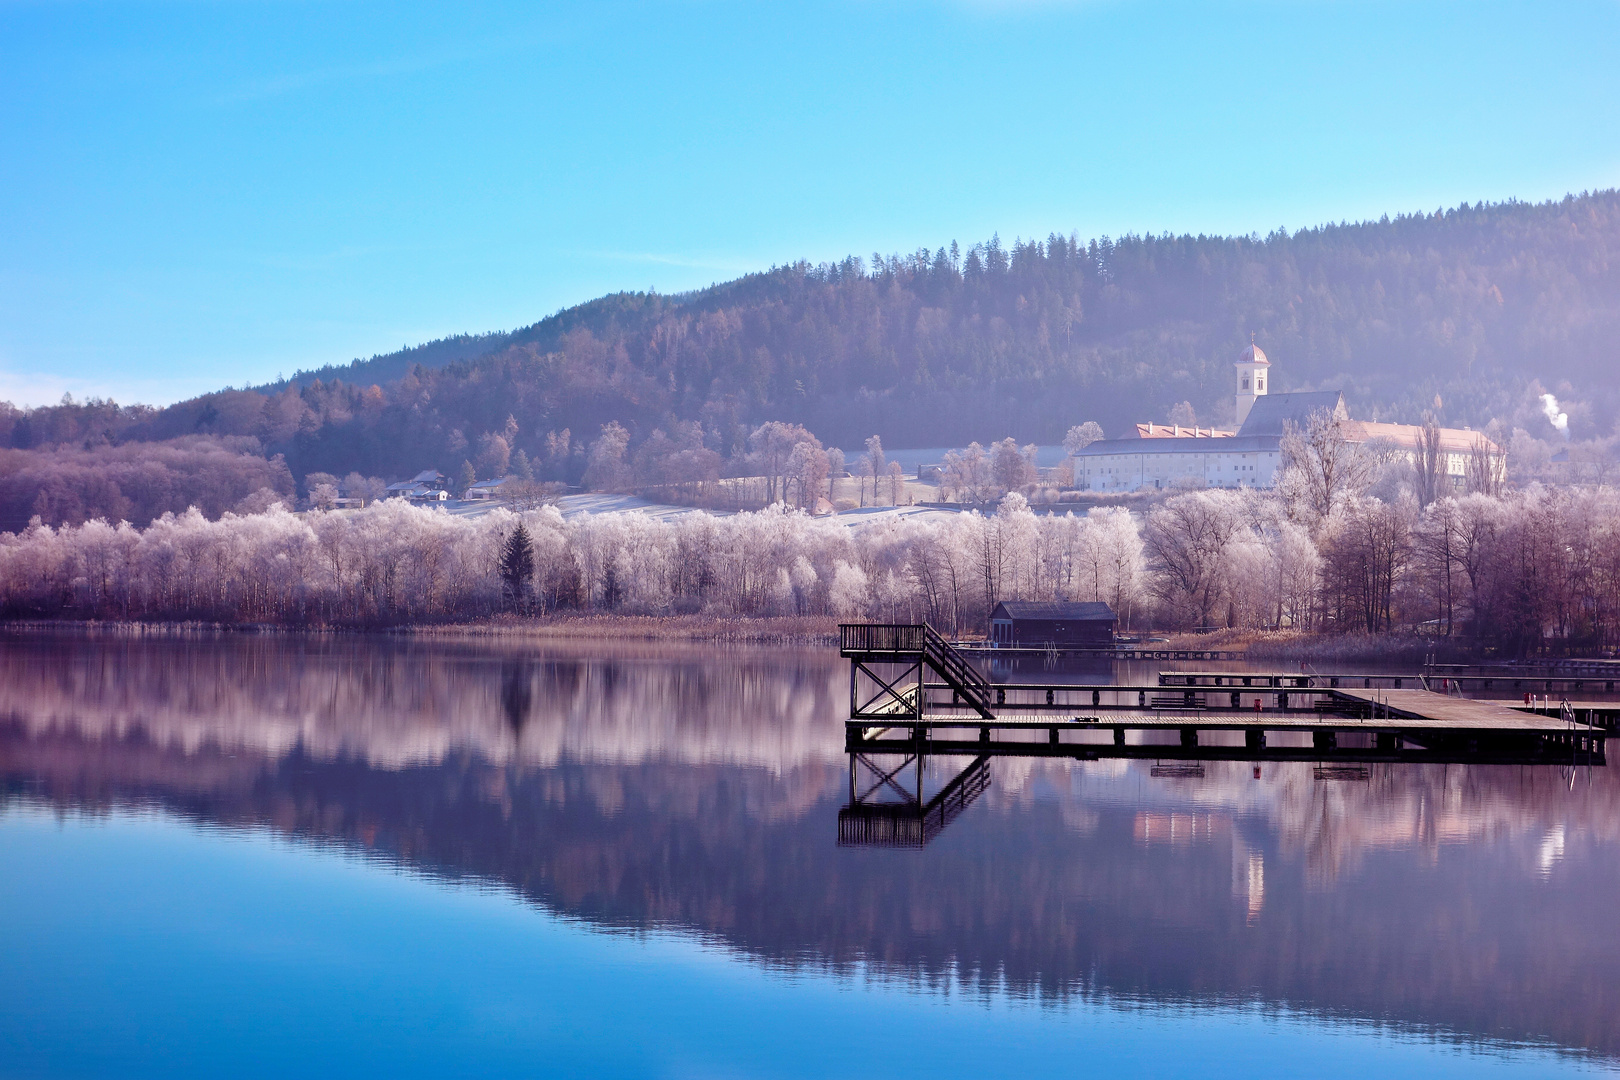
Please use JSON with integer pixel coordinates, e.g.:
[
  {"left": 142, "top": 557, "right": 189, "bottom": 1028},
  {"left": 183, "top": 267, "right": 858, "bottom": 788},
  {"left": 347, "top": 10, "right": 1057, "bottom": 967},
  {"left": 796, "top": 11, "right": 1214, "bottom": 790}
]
[
  {"left": 1156, "top": 628, "right": 1516, "bottom": 666},
  {"left": 408, "top": 613, "right": 840, "bottom": 645}
]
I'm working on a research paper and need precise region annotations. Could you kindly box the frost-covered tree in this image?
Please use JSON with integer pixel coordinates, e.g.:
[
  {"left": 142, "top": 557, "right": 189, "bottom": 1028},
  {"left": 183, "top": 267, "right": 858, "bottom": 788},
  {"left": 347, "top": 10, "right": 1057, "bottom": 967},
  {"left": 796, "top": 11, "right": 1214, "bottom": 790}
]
[{"left": 1063, "top": 422, "right": 1104, "bottom": 456}]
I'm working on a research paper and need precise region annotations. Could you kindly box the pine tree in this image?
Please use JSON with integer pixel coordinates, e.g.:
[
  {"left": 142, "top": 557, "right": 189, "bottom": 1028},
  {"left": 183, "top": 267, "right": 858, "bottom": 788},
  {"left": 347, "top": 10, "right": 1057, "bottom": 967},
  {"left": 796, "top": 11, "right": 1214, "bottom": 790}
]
[
  {"left": 460, "top": 459, "right": 477, "bottom": 495},
  {"left": 497, "top": 524, "right": 535, "bottom": 611},
  {"left": 513, "top": 448, "right": 534, "bottom": 482}
]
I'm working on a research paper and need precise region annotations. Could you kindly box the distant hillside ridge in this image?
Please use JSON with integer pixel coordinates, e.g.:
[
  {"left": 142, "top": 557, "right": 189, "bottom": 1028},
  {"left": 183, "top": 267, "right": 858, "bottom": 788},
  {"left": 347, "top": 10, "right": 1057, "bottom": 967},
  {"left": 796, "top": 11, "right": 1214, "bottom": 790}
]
[
  {"left": 5, "top": 190, "right": 1618, "bottom": 488},
  {"left": 255, "top": 331, "right": 514, "bottom": 393}
]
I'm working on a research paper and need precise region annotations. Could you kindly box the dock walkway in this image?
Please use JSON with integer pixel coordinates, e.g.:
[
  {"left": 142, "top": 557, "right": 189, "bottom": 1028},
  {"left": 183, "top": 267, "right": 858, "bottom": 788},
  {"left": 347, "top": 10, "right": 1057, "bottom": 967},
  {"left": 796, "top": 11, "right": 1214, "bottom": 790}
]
[{"left": 839, "top": 624, "right": 1608, "bottom": 766}]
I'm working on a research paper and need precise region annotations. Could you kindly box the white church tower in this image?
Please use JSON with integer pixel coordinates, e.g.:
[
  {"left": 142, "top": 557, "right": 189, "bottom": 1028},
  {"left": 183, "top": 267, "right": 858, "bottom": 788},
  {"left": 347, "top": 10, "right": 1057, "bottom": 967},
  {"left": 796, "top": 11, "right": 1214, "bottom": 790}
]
[{"left": 1234, "top": 340, "right": 1269, "bottom": 426}]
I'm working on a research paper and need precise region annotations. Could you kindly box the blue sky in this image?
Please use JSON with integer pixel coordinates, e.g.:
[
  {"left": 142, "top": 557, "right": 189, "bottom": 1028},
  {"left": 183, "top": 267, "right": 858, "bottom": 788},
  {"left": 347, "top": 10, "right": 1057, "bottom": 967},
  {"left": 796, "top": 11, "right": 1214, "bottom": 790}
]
[{"left": 3, "top": 0, "right": 1618, "bottom": 407}]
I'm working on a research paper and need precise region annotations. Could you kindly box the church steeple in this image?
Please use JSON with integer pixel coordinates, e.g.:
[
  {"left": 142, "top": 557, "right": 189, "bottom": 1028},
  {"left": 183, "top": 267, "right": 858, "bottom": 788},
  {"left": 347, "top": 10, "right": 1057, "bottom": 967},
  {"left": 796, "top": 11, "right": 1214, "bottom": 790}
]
[{"left": 1235, "top": 337, "right": 1270, "bottom": 426}]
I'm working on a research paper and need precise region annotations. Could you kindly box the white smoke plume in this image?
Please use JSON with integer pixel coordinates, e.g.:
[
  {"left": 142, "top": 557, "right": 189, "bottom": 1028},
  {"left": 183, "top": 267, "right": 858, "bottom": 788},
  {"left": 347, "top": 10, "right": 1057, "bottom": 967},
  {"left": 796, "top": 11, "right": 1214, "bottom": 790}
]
[{"left": 1540, "top": 393, "right": 1569, "bottom": 439}]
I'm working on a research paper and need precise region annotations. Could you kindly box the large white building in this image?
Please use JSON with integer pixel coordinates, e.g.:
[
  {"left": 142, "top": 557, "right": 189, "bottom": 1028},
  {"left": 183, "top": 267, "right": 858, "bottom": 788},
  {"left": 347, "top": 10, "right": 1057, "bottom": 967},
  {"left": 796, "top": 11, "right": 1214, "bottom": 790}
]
[{"left": 1072, "top": 345, "right": 1499, "bottom": 493}]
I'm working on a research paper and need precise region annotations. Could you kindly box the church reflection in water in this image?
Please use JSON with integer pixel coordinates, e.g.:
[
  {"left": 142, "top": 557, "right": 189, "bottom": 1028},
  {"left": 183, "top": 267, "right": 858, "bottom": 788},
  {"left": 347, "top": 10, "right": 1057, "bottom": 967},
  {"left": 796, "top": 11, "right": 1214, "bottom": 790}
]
[{"left": 3, "top": 632, "right": 1619, "bottom": 1062}]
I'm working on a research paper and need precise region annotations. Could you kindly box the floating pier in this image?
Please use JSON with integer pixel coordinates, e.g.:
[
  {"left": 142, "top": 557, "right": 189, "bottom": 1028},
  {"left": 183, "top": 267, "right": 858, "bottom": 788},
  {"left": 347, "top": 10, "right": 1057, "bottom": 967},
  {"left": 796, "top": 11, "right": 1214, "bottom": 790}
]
[
  {"left": 837, "top": 624, "right": 1610, "bottom": 847},
  {"left": 839, "top": 624, "right": 1609, "bottom": 767}
]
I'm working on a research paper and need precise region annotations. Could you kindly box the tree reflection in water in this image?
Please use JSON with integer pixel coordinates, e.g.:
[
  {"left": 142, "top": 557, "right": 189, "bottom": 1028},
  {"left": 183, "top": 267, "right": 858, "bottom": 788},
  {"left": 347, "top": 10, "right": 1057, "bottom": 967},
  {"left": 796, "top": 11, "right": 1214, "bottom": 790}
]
[{"left": 2, "top": 632, "right": 1618, "bottom": 1061}]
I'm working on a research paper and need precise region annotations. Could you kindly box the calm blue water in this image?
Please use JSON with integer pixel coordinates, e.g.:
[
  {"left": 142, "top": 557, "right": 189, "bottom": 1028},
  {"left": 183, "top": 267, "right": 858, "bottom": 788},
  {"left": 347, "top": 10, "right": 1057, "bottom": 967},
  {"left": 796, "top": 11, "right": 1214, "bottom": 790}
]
[{"left": 1, "top": 634, "right": 1615, "bottom": 1078}]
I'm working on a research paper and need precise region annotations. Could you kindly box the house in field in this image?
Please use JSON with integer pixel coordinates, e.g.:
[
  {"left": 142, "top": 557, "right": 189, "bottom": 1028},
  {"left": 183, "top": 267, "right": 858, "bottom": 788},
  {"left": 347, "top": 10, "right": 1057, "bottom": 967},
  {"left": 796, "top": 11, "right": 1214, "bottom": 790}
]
[
  {"left": 988, "top": 601, "right": 1118, "bottom": 647},
  {"left": 386, "top": 468, "right": 453, "bottom": 502},
  {"left": 466, "top": 476, "right": 517, "bottom": 501},
  {"left": 410, "top": 470, "right": 450, "bottom": 490},
  {"left": 385, "top": 481, "right": 449, "bottom": 504}
]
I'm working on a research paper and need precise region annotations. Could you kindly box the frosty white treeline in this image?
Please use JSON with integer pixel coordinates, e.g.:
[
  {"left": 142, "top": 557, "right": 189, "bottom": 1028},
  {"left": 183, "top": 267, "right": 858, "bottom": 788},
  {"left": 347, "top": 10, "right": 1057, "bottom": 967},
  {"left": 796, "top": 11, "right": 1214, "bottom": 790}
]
[
  {"left": 0, "top": 495, "right": 1140, "bottom": 633},
  {"left": 2, "top": 481, "right": 1619, "bottom": 649}
]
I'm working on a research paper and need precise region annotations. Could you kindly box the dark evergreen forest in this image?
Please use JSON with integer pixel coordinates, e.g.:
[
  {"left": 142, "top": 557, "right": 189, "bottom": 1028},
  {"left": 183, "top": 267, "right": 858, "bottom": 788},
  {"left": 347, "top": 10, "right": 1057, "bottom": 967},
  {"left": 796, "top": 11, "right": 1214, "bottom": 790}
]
[{"left": 4, "top": 191, "right": 1618, "bottom": 488}]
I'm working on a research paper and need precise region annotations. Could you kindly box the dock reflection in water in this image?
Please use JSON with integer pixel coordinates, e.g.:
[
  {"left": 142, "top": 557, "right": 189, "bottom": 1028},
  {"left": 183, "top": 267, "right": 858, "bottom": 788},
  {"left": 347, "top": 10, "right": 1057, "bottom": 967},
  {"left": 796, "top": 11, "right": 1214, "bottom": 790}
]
[{"left": 2, "top": 632, "right": 1619, "bottom": 1074}]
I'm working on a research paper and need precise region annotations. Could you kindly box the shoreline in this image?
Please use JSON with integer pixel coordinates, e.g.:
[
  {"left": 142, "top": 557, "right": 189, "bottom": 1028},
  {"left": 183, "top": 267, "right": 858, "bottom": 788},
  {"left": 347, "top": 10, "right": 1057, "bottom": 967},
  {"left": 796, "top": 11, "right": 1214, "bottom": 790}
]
[
  {"left": 0, "top": 614, "right": 846, "bottom": 646},
  {"left": 1, "top": 618, "right": 1601, "bottom": 664}
]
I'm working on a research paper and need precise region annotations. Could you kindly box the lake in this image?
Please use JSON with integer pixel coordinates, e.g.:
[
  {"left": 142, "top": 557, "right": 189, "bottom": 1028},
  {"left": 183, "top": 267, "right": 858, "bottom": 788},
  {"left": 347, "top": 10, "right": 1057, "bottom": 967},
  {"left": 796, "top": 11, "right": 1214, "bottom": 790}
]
[{"left": 2, "top": 631, "right": 1617, "bottom": 1078}]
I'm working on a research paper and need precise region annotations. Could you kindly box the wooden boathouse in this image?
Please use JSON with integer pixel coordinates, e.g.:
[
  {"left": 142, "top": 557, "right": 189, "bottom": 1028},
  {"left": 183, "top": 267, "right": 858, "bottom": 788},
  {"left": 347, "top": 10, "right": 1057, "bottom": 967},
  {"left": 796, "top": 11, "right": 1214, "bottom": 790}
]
[{"left": 988, "top": 601, "right": 1117, "bottom": 647}]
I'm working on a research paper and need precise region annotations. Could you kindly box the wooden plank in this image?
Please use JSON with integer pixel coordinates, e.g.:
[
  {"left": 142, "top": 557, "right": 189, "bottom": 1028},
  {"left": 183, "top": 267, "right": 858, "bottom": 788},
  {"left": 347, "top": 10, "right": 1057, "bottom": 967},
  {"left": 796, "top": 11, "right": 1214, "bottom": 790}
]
[{"left": 1329, "top": 688, "right": 1598, "bottom": 730}]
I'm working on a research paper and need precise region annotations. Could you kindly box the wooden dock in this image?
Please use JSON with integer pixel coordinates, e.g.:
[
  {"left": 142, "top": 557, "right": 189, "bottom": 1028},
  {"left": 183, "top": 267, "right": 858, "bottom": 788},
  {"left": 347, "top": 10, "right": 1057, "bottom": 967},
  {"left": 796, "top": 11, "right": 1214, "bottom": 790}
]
[
  {"left": 836, "top": 624, "right": 1611, "bottom": 846},
  {"left": 1163, "top": 668, "right": 1620, "bottom": 697},
  {"left": 838, "top": 624, "right": 1609, "bottom": 767},
  {"left": 1331, "top": 687, "right": 1577, "bottom": 728}
]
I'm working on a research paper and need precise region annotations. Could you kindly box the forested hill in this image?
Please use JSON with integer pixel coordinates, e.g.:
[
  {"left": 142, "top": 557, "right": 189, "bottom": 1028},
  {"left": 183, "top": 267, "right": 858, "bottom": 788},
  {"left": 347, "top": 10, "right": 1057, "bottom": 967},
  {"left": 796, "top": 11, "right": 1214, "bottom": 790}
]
[
  {"left": 254, "top": 331, "right": 512, "bottom": 393},
  {"left": 6, "top": 191, "right": 1619, "bottom": 486}
]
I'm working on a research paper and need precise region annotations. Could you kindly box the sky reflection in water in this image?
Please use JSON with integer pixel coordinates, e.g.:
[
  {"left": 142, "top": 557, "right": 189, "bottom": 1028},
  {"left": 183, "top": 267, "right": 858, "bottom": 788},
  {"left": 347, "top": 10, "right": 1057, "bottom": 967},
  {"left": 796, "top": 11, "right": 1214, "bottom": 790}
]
[{"left": 0, "top": 633, "right": 1616, "bottom": 1078}]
